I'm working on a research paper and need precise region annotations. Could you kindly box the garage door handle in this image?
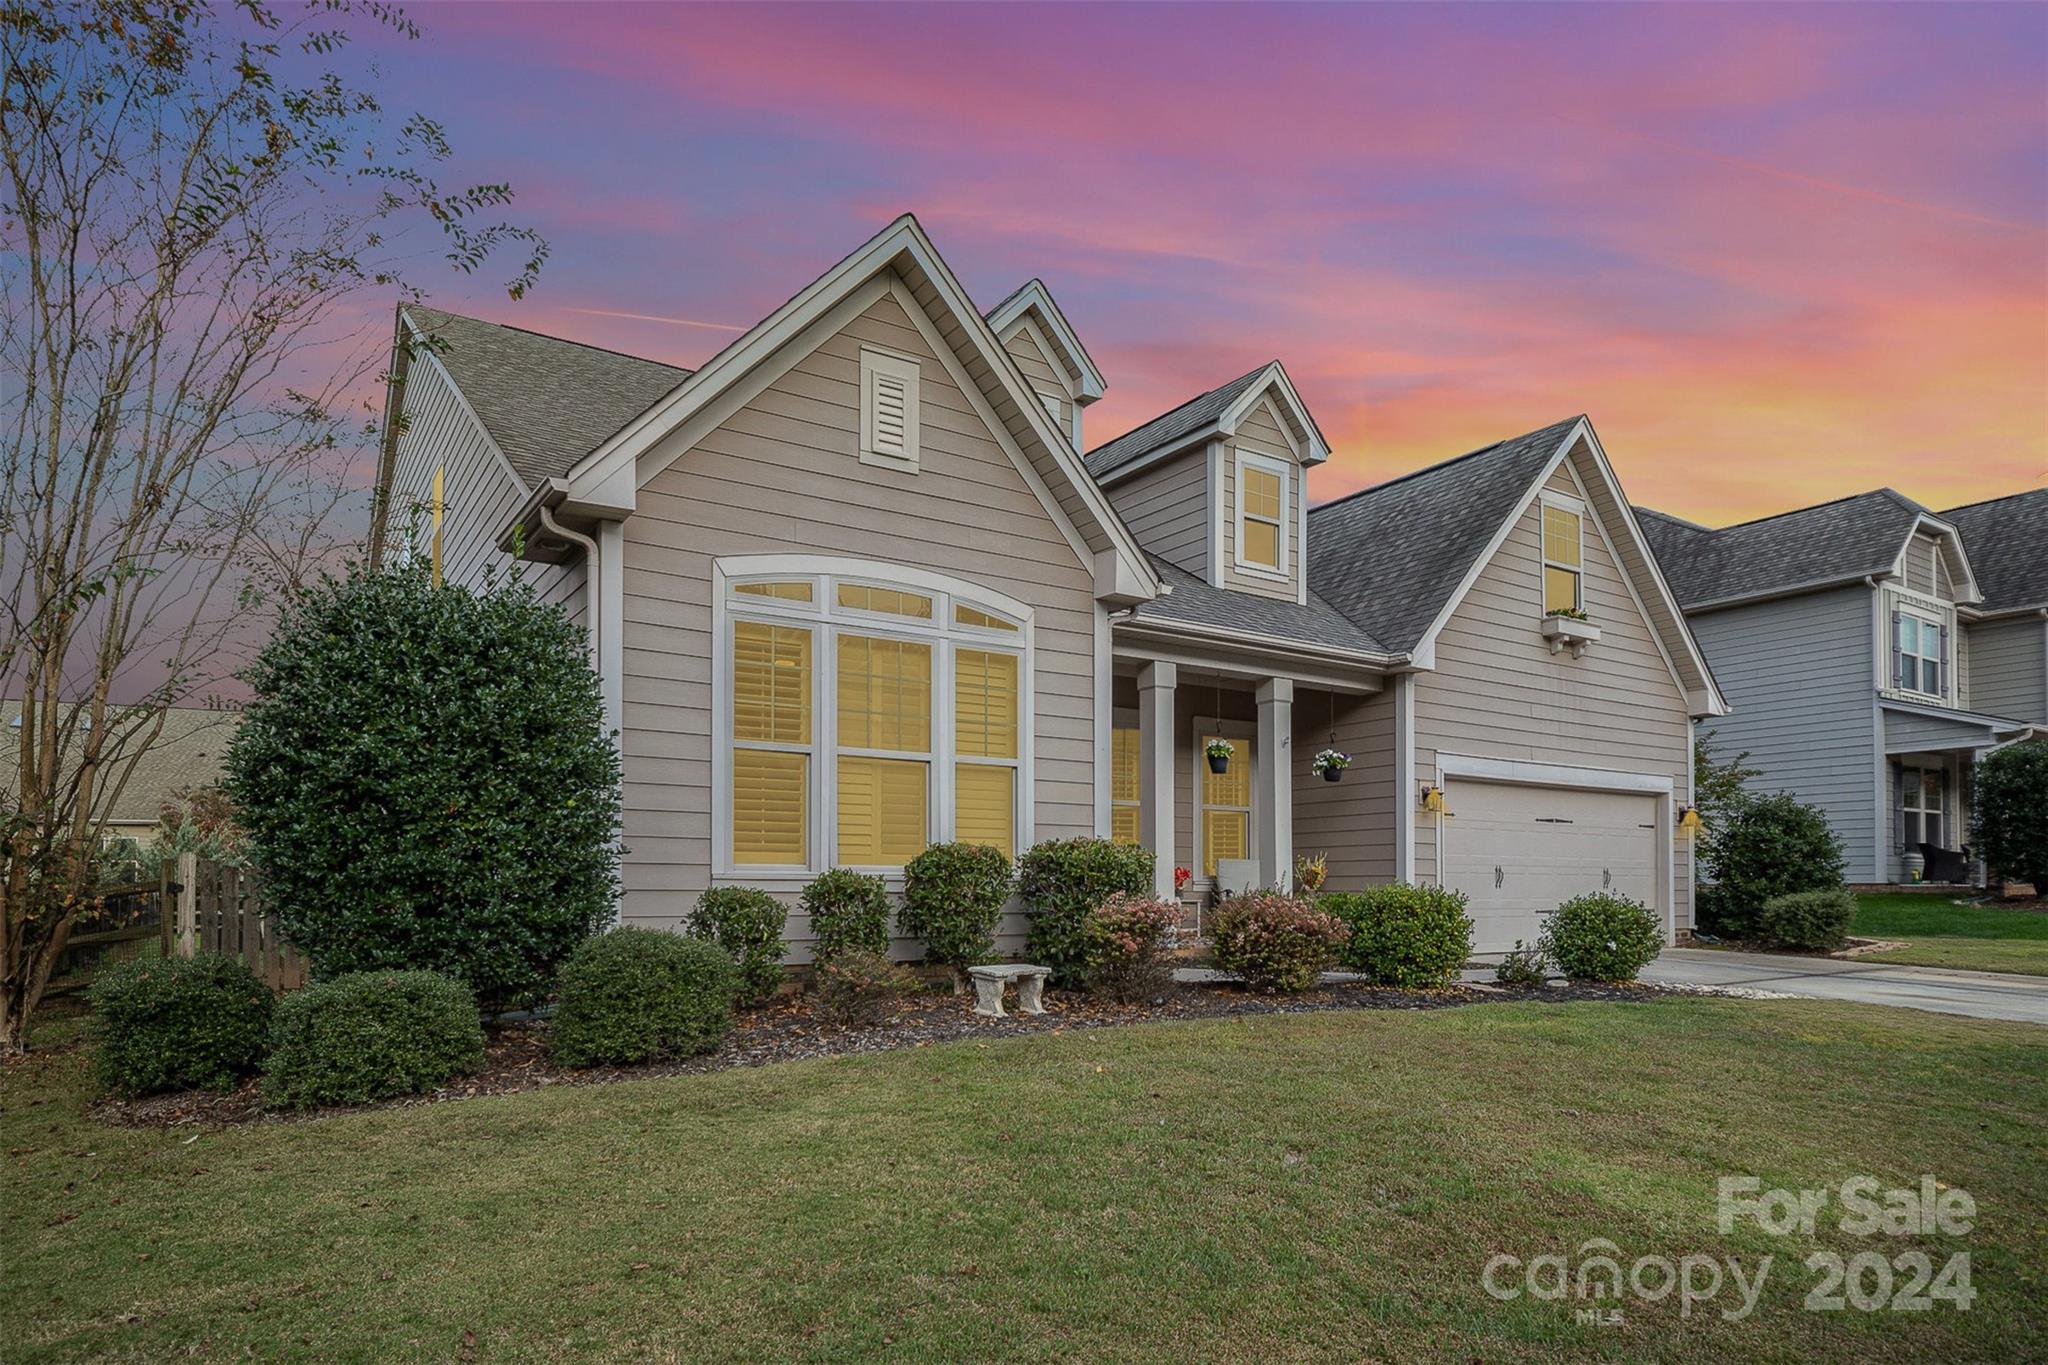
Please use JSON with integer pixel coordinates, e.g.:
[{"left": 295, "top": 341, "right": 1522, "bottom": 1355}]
[
  {"left": 1602, "top": 867, "right": 1611, "bottom": 889},
  {"left": 1494, "top": 864, "right": 1504, "bottom": 889}
]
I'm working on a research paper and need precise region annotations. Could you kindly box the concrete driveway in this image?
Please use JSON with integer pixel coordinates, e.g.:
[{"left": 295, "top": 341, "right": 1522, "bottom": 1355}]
[{"left": 1638, "top": 948, "right": 2048, "bottom": 1026}]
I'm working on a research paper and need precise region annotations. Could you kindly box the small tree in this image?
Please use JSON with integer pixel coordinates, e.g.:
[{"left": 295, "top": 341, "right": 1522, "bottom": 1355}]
[
  {"left": 228, "top": 568, "right": 620, "bottom": 1012},
  {"left": 1973, "top": 745, "right": 2048, "bottom": 893},
  {"left": 1693, "top": 730, "right": 1761, "bottom": 868},
  {"left": 1700, "top": 792, "right": 1845, "bottom": 940}
]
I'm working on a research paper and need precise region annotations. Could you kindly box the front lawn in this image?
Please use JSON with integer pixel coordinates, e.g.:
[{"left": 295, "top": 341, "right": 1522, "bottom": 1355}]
[
  {"left": 4, "top": 999, "right": 2043, "bottom": 1362},
  {"left": 1852, "top": 893, "right": 2048, "bottom": 976}
]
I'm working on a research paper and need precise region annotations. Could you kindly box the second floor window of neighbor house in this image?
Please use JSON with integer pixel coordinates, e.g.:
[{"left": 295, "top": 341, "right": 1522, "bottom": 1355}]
[
  {"left": 1895, "top": 612, "right": 1945, "bottom": 697},
  {"left": 1238, "top": 459, "right": 1286, "bottom": 572},
  {"left": 1542, "top": 500, "right": 1584, "bottom": 613}
]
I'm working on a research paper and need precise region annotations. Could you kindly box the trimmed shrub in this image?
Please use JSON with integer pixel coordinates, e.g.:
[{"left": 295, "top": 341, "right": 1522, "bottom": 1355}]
[
  {"left": 228, "top": 567, "right": 622, "bottom": 1012},
  {"left": 1495, "top": 941, "right": 1548, "bottom": 988},
  {"left": 1083, "top": 892, "right": 1181, "bottom": 1004},
  {"left": 1018, "top": 838, "right": 1155, "bottom": 986},
  {"left": 813, "top": 948, "right": 922, "bottom": 1027},
  {"left": 1699, "top": 792, "right": 1845, "bottom": 939},
  {"left": 263, "top": 971, "right": 485, "bottom": 1109},
  {"left": 1756, "top": 889, "right": 1856, "bottom": 952},
  {"left": 550, "top": 928, "right": 737, "bottom": 1067},
  {"left": 1210, "top": 892, "right": 1350, "bottom": 993},
  {"left": 800, "top": 869, "right": 892, "bottom": 962},
  {"left": 1322, "top": 883, "right": 1474, "bottom": 988},
  {"left": 88, "top": 953, "right": 272, "bottom": 1096},
  {"left": 1973, "top": 743, "right": 2048, "bottom": 892},
  {"left": 1539, "top": 894, "right": 1664, "bottom": 983},
  {"left": 687, "top": 887, "right": 787, "bottom": 1006},
  {"left": 898, "top": 842, "right": 1014, "bottom": 978}
]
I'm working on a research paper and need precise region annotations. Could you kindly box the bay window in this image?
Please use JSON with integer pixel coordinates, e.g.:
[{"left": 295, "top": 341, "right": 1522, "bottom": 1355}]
[{"left": 717, "top": 561, "right": 1030, "bottom": 876}]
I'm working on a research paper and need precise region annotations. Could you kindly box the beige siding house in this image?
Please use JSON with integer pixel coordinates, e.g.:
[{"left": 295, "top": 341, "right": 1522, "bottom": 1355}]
[{"left": 374, "top": 214, "right": 1727, "bottom": 958}]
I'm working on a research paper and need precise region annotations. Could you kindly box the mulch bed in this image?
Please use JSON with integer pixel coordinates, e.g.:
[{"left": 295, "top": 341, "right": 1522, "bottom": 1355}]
[{"left": 88, "top": 977, "right": 1661, "bottom": 1131}]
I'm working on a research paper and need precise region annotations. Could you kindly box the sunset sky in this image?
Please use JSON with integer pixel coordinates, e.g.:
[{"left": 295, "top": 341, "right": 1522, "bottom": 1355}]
[{"left": 381, "top": 1, "right": 2046, "bottom": 525}]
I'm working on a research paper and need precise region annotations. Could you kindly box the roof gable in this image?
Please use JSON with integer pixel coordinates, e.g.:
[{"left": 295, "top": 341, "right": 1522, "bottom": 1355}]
[
  {"left": 1309, "top": 416, "right": 1726, "bottom": 715},
  {"left": 560, "top": 215, "right": 1158, "bottom": 601},
  {"left": 984, "top": 279, "right": 1105, "bottom": 402},
  {"left": 1085, "top": 361, "right": 1329, "bottom": 483},
  {"left": 1942, "top": 488, "right": 2048, "bottom": 615}
]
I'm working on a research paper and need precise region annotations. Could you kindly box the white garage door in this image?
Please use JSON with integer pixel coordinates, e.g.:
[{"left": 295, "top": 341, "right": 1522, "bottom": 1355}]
[{"left": 1441, "top": 781, "right": 1662, "bottom": 954}]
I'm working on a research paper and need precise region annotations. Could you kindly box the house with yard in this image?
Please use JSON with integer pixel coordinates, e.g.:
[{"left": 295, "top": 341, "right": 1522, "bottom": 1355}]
[
  {"left": 2, "top": 703, "right": 237, "bottom": 848},
  {"left": 1638, "top": 488, "right": 2043, "bottom": 887},
  {"left": 371, "top": 214, "right": 1726, "bottom": 957}
]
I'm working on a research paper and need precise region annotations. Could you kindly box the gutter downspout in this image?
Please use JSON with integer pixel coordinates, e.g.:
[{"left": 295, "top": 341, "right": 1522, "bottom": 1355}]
[
  {"left": 538, "top": 503, "right": 625, "bottom": 925},
  {"left": 538, "top": 503, "right": 603, "bottom": 686}
]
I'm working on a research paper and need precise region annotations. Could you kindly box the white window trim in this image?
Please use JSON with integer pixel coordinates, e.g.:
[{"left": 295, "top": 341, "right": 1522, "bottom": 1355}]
[
  {"left": 1191, "top": 715, "right": 1258, "bottom": 885},
  {"left": 1892, "top": 603, "right": 1948, "bottom": 703},
  {"left": 858, "top": 346, "right": 920, "bottom": 472},
  {"left": 1539, "top": 490, "right": 1585, "bottom": 614},
  {"left": 712, "top": 556, "right": 1034, "bottom": 884},
  {"left": 1232, "top": 450, "right": 1291, "bottom": 580}
]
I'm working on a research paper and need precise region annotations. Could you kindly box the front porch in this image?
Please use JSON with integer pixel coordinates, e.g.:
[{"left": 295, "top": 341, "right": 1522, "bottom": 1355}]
[{"left": 1108, "top": 643, "right": 1393, "bottom": 918}]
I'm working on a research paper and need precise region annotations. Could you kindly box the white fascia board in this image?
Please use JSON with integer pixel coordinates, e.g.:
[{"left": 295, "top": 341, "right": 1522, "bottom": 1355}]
[
  {"left": 985, "top": 279, "right": 1106, "bottom": 402},
  {"left": 1216, "top": 362, "right": 1329, "bottom": 465}
]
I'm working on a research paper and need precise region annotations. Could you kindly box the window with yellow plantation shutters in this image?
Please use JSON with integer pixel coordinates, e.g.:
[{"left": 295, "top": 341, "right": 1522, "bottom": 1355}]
[
  {"left": 953, "top": 648, "right": 1020, "bottom": 855},
  {"left": 1542, "top": 503, "right": 1583, "bottom": 614},
  {"left": 836, "top": 633, "right": 931, "bottom": 865},
  {"left": 1110, "top": 727, "right": 1140, "bottom": 845},
  {"left": 1199, "top": 730, "right": 1253, "bottom": 877},
  {"left": 1237, "top": 458, "right": 1286, "bottom": 572},
  {"left": 730, "top": 621, "right": 812, "bottom": 866}
]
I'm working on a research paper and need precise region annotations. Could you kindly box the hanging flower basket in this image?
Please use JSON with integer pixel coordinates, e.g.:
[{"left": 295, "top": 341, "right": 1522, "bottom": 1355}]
[
  {"left": 1205, "top": 738, "right": 1235, "bottom": 774},
  {"left": 1313, "top": 748, "right": 1351, "bottom": 782}
]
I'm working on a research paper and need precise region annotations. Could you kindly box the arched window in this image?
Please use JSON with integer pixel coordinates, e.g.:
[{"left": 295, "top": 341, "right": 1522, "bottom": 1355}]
[{"left": 713, "top": 557, "right": 1032, "bottom": 878}]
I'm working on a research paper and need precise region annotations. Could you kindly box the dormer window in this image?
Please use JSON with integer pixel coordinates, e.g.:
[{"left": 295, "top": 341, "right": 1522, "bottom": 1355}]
[
  {"left": 1894, "top": 610, "right": 1946, "bottom": 699},
  {"left": 1541, "top": 497, "right": 1583, "bottom": 614},
  {"left": 1236, "top": 454, "right": 1288, "bottom": 575},
  {"left": 859, "top": 348, "right": 919, "bottom": 471}
]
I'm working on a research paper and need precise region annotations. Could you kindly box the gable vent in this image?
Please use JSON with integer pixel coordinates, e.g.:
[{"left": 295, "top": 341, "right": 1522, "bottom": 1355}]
[{"left": 860, "top": 348, "right": 920, "bottom": 472}]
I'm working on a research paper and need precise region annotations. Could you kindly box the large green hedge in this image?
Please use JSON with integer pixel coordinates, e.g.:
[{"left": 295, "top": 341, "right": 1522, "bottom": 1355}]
[
  {"left": 228, "top": 567, "right": 622, "bottom": 1012},
  {"left": 1973, "top": 744, "right": 2048, "bottom": 892},
  {"left": 1699, "top": 792, "right": 1845, "bottom": 940}
]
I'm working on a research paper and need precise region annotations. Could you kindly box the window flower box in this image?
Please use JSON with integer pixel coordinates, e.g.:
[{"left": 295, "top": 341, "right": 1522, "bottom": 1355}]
[{"left": 1540, "top": 612, "right": 1600, "bottom": 658}]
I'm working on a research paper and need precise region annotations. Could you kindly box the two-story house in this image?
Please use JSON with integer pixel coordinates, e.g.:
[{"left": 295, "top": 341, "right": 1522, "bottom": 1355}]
[
  {"left": 373, "top": 214, "right": 1726, "bottom": 957},
  {"left": 1638, "top": 490, "right": 2042, "bottom": 886}
]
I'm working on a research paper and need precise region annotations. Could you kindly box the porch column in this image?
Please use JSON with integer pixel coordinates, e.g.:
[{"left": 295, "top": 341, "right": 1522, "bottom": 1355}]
[
  {"left": 1138, "top": 661, "right": 1177, "bottom": 900},
  {"left": 1257, "top": 677, "right": 1294, "bottom": 891}
]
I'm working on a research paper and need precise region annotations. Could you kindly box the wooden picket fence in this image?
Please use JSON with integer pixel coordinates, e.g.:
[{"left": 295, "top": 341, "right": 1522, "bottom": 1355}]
[{"left": 188, "top": 858, "right": 309, "bottom": 992}]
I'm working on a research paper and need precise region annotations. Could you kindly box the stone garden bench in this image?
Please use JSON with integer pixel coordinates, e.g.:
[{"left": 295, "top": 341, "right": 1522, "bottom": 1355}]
[{"left": 968, "top": 963, "right": 1049, "bottom": 1018}]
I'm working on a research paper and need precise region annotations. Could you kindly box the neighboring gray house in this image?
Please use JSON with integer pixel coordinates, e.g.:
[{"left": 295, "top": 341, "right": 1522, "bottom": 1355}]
[
  {"left": 1941, "top": 490, "right": 2048, "bottom": 728},
  {"left": 373, "top": 214, "right": 1726, "bottom": 957},
  {"left": 1639, "top": 489, "right": 2041, "bottom": 886}
]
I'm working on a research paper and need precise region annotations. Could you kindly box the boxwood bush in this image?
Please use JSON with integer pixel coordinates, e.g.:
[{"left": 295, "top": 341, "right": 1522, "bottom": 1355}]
[
  {"left": 227, "top": 567, "right": 622, "bottom": 1012},
  {"left": 87, "top": 953, "right": 273, "bottom": 1096},
  {"left": 687, "top": 887, "right": 787, "bottom": 1005},
  {"left": 1082, "top": 892, "right": 1181, "bottom": 1004},
  {"left": 1539, "top": 894, "right": 1664, "bottom": 982},
  {"left": 1756, "top": 889, "right": 1857, "bottom": 952},
  {"left": 1699, "top": 792, "right": 1845, "bottom": 940},
  {"left": 263, "top": 971, "right": 485, "bottom": 1109},
  {"left": 1321, "top": 883, "right": 1473, "bottom": 988},
  {"left": 1016, "top": 838, "right": 1156, "bottom": 986},
  {"left": 1973, "top": 743, "right": 2048, "bottom": 892},
  {"left": 550, "top": 928, "right": 737, "bottom": 1067},
  {"left": 898, "top": 842, "right": 1014, "bottom": 981},
  {"left": 800, "top": 868, "right": 892, "bottom": 962},
  {"left": 1210, "top": 892, "right": 1350, "bottom": 993}
]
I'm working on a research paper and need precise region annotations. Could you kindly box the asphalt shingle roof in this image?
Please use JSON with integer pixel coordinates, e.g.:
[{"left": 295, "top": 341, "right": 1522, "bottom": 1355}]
[
  {"left": 1305, "top": 416, "right": 1584, "bottom": 654},
  {"left": 1127, "top": 557, "right": 1389, "bottom": 656},
  {"left": 1083, "top": 365, "right": 1271, "bottom": 480},
  {"left": 1634, "top": 489, "right": 1928, "bottom": 609},
  {"left": 406, "top": 308, "right": 692, "bottom": 488},
  {"left": 1941, "top": 488, "right": 2048, "bottom": 614}
]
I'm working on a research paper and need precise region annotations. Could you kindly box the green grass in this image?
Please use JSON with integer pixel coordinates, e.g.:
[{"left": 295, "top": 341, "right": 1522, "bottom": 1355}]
[
  {"left": 4, "top": 999, "right": 2044, "bottom": 1362},
  {"left": 1851, "top": 893, "right": 2048, "bottom": 976}
]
